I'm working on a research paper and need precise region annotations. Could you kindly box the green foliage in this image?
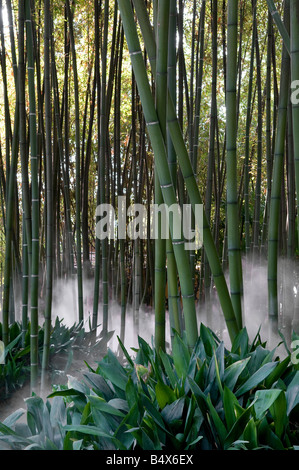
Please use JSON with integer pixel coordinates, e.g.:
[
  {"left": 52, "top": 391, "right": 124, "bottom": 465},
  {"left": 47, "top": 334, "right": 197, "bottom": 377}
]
[
  {"left": 1, "top": 325, "right": 299, "bottom": 450},
  {"left": 0, "top": 322, "right": 40, "bottom": 399},
  {"left": 0, "top": 317, "right": 113, "bottom": 400}
]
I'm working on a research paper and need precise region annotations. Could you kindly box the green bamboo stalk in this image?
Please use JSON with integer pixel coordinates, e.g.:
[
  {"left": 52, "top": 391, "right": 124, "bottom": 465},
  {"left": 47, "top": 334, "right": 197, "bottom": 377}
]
[
  {"left": 65, "top": 0, "right": 84, "bottom": 323},
  {"left": 42, "top": 0, "right": 53, "bottom": 372},
  {"left": 21, "top": 214, "right": 28, "bottom": 347},
  {"left": 132, "top": 74, "right": 141, "bottom": 336},
  {"left": 287, "top": 98, "right": 295, "bottom": 259},
  {"left": 266, "top": 0, "right": 290, "bottom": 55},
  {"left": 0, "top": 0, "right": 12, "bottom": 192},
  {"left": 50, "top": 27, "right": 73, "bottom": 280},
  {"left": 19, "top": 0, "right": 29, "bottom": 348},
  {"left": 18, "top": 0, "right": 32, "bottom": 272},
  {"left": 63, "top": 7, "right": 74, "bottom": 277},
  {"left": 115, "top": 25, "right": 126, "bottom": 344},
  {"left": 261, "top": 10, "right": 273, "bottom": 254},
  {"left": 225, "top": 0, "right": 243, "bottom": 330},
  {"left": 290, "top": 1, "right": 299, "bottom": 253},
  {"left": 204, "top": 0, "right": 217, "bottom": 300},
  {"left": 1, "top": 78, "right": 19, "bottom": 348},
  {"left": 252, "top": 1, "right": 263, "bottom": 260},
  {"left": 100, "top": 0, "right": 109, "bottom": 335},
  {"left": 154, "top": 0, "right": 169, "bottom": 352},
  {"left": 268, "top": 2, "right": 290, "bottom": 320},
  {"left": 25, "top": 0, "right": 39, "bottom": 390},
  {"left": 166, "top": 0, "right": 181, "bottom": 339},
  {"left": 6, "top": 0, "right": 18, "bottom": 88},
  {"left": 92, "top": 0, "right": 101, "bottom": 332},
  {"left": 192, "top": 0, "right": 205, "bottom": 172}
]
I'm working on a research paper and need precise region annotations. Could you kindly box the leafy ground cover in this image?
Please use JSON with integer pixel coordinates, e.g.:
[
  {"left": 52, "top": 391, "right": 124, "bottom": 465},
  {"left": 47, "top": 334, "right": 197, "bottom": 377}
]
[
  {"left": 0, "top": 318, "right": 113, "bottom": 401},
  {"left": 0, "top": 324, "right": 299, "bottom": 450}
]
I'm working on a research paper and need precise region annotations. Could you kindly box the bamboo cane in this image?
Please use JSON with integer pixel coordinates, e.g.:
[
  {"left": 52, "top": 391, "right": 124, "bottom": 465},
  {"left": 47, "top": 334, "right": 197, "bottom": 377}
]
[
  {"left": 25, "top": 0, "right": 39, "bottom": 390},
  {"left": 268, "top": 1, "right": 290, "bottom": 320}
]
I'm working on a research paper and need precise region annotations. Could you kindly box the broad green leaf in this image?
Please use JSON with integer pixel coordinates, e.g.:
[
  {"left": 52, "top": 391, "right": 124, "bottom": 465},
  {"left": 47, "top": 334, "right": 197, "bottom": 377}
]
[
  {"left": 159, "top": 349, "right": 177, "bottom": 388},
  {"left": 224, "top": 404, "right": 254, "bottom": 449},
  {"left": 80, "top": 402, "right": 91, "bottom": 425},
  {"left": 4, "top": 333, "right": 22, "bottom": 359},
  {"left": 183, "top": 395, "right": 196, "bottom": 438},
  {"left": 73, "top": 439, "right": 83, "bottom": 450},
  {"left": 206, "top": 395, "right": 227, "bottom": 448},
  {"left": 108, "top": 398, "right": 129, "bottom": 412},
  {"left": 63, "top": 424, "right": 112, "bottom": 438},
  {"left": 172, "top": 333, "right": 190, "bottom": 379},
  {"left": 188, "top": 377, "right": 208, "bottom": 414},
  {"left": 67, "top": 375, "right": 90, "bottom": 394},
  {"left": 3, "top": 408, "right": 25, "bottom": 428},
  {"left": 125, "top": 376, "right": 139, "bottom": 410},
  {"left": 47, "top": 388, "right": 86, "bottom": 398},
  {"left": 97, "top": 361, "right": 127, "bottom": 391},
  {"left": 254, "top": 389, "right": 282, "bottom": 420},
  {"left": 88, "top": 395, "right": 126, "bottom": 417},
  {"left": 83, "top": 371, "right": 114, "bottom": 400},
  {"left": 117, "top": 335, "right": 134, "bottom": 367},
  {"left": 140, "top": 393, "right": 170, "bottom": 435},
  {"left": 235, "top": 362, "right": 277, "bottom": 397},
  {"left": 286, "top": 371, "right": 299, "bottom": 415},
  {"left": 231, "top": 328, "right": 249, "bottom": 357},
  {"left": 264, "top": 356, "right": 290, "bottom": 388},
  {"left": 155, "top": 381, "right": 176, "bottom": 409},
  {"left": 161, "top": 398, "right": 185, "bottom": 425},
  {"left": 223, "top": 386, "right": 239, "bottom": 429},
  {"left": 270, "top": 391, "right": 287, "bottom": 439},
  {"left": 200, "top": 324, "right": 218, "bottom": 357},
  {"left": 223, "top": 357, "right": 251, "bottom": 391},
  {"left": 243, "top": 418, "right": 258, "bottom": 450},
  {"left": 258, "top": 417, "right": 285, "bottom": 450}
]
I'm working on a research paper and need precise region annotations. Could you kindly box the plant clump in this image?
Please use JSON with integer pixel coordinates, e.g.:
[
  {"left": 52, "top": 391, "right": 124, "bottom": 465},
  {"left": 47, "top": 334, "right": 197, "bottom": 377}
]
[{"left": 0, "top": 324, "right": 298, "bottom": 450}]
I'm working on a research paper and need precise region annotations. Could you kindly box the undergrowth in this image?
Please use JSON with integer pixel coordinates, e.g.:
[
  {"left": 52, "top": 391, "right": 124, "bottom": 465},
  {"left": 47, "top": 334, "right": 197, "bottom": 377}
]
[{"left": 0, "top": 324, "right": 299, "bottom": 450}]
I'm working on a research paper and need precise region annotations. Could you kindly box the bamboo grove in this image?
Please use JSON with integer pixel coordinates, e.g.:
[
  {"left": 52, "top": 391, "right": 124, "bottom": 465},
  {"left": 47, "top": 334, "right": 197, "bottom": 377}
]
[{"left": 0, "top": 0, "right": 299, "bottom": 390}]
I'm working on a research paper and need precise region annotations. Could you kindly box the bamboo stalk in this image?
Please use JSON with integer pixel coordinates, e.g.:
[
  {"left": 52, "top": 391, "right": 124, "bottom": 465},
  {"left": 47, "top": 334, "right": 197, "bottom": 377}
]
[
  {"left": 268, "top": 0, "right": 290, "bottom": 320},
  {"left": 290, "top": 0, "right": 299, "bottom": 252},
  {"left": 25, "top": 0, "right": 39, "bottom": 390},
  {"left": 42, "top": 0, "right": 53, "bottom": 372},
  {"left": 225, "top": 0, "right": 243, "bottom": 330},
  {"left": 65, "top": 0, "right": 84, "bottom": 323}
]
